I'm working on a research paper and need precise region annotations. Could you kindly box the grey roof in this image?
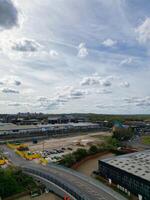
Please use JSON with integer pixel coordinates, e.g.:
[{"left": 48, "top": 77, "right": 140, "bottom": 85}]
[
  {"left": 0, "top": 123, "right": 38, "bottom": 131},
  {"left": 48, "top": 117, "right": 61, "bottom": 120},
  {"left": 101, "top": 150, "right": 150, "bottom": 182},
  {"left": 0, "top": 122, "right": 99, "bottom": 132}
]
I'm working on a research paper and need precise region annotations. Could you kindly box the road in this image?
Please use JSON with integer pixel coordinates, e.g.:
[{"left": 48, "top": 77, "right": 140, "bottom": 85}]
[
  {"left": 3, "top": 146, "right": 127, "bottom": 200},
  {"left": 124, "top": 135, "right": 150, "bottom": 150}
]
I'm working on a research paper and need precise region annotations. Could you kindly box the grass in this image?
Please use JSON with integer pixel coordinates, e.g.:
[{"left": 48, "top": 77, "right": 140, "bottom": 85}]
[
  {"left": 141, "top": 136, "right": 150, "bottom": 145},
  {"left": 90, "top": 135, "right": 111, "bottom": 140}
]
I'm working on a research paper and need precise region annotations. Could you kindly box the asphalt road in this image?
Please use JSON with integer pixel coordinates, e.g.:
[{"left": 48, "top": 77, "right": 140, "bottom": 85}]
[{"left": 3, "top": 146, "right": 127, "bottom": 200}]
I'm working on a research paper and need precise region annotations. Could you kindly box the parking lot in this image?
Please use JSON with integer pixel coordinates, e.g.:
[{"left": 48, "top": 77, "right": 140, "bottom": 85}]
[{"left": 33, "top": 146, "right": 75, "bottom": 162}]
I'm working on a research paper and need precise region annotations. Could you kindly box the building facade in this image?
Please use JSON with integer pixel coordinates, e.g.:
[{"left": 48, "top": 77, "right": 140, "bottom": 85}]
[
  {"left": 98, "top": 151, "right": 150, "bottom": 200},
  {"left": 0, "top": 122, "right": 101, "bottom": 140}
]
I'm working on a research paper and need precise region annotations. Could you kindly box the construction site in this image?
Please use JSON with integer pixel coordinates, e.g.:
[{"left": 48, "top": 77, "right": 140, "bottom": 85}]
[{"left": 0, "top": 131, "right": 111, "bottom": 165}]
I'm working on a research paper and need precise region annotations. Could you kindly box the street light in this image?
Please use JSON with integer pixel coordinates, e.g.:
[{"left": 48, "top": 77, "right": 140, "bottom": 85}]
[{"left": 42, "top": 140, "right": 45, "bottom": 152}]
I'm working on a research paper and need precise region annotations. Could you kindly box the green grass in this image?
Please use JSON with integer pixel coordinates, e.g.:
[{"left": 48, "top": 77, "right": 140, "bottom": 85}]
[
  {"left": 91, "top": 135, "right": 111, "bottom": 140},
  {"left": 142, "top": 136, "right": 150, "bottom": 145}
]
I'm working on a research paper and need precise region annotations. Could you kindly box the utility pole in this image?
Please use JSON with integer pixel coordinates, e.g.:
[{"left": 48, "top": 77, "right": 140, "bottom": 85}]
[{"left": 42, "top": 140, "right": 45, "bottom": 152}]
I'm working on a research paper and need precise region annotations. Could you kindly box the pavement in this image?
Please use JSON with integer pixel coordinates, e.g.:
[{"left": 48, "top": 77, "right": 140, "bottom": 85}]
[{"left": 3, "top": 145, "right": 127, "bottom": 200}]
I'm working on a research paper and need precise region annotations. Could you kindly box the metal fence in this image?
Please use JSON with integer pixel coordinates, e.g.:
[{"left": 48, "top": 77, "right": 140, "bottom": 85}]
[{"left": 23, "top": 167, "right": 89, "bottom": 200}]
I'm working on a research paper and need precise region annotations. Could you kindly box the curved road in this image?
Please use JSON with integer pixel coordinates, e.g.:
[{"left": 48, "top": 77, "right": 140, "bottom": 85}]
[{"left": 3, "top": 146, "right": 127, "bottom": 200}]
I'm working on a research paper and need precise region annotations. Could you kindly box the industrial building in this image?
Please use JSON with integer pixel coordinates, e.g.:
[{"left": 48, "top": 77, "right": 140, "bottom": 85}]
[
  {"left": 98, "top": 150, "right": 150, "bottom": 200},
  {"left": 0, "top": 122, "right": 100, "bottom": 140}
]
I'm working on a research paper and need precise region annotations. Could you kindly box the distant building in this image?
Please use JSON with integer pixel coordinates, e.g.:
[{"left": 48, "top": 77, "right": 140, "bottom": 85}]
[
  {"left": 98, "top": 151, "right": 150, "bottom": 200},
  {"left": 0, "top": 122, "right": 101, "bottom": 140},
  {"left": 48, "top": 116, "right": 65, "bottom": 124},
  {"left": 112, "top": 123, "right": 129, "bottom": 132},
  {"left": 124, "top": 121, "right": 150, "bottom": 135},
  {"left": 48, "top": 115, "right": 78, "bottom": 124}
]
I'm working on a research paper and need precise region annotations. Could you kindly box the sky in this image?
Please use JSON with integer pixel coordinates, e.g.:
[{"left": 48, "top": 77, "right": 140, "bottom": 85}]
[{"left": 0, "top": 0, "right": 150, "bottom": 114}]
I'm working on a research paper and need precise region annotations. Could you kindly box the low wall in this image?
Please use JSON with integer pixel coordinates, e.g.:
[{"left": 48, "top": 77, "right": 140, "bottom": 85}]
[
  {"left": 4, "top": 191, "right": 29, "bottom": 200},
  {"left": 24, "top": 172, "right": 76, "bottom": 200}
]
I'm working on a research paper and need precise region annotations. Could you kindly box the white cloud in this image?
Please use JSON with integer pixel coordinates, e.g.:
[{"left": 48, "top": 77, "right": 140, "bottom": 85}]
[
  {"left": 80, "top": 75, "right": 112, "bottom": 87},
  {"left": 0, "top": 0, "right": 19, "bottom": 30},
  {"left": 56, "top": 86, "right": 88, "bottom": 101},
  {"left": 100, "top": 79, "right": 111, "bottom": 87},
  {"left": 120, "top": 57, "right": 133, "bottom": 66},
  {"left": 14, "top": 80, "right": 21, "bottom": 86},
  {"left": 96, "top": 104, "right": 115, "bottom": 109},
  {"left": 77, "top": 43, "right": 88, "bottom": 58},
  {"left": 124, "top": 96, "right": 150, "bottom": 107},
  {"left": 37, "top": 96, "right": 49, "bottom": 102},
  {"left": 1, "top": 76, "right": 22, "bottom": 87},
  {"left": 49, "top": 50, "right": 59, "bottom": 59},
  {"left": 135, "top": 18, "right": 150, "bottom": 43},
  {"left": 12, "top": 38, "right": 41, "bottom": 52},
  {"left": 69, "top": 89, "right": 88, "bottom": 99},
  {"left": 38, "top": 98, "right": 60, "bottom": 110},
  {"left": 2, "top": 88, "right": 19, "bottom": 94},
  {"left": 124, "top": 97, "right": 138, "bottom": 104},
  {"left": 78, "top": 43, "right": 86, "bottom": 49},
  {"left": 0, "top": 0, "right": 149, "bottom": 114},
  {"left": 102, "top": 38, "right": 117, "bottom": 47},
  {"left": 1, "top": 37, "right": 59, "bottom": 61},
  {"left": 36, "top": 86, "right": 88, "bottom": 110},
  {"left": 8, "top": 102, "right": 32, "bottom": 107},
  {"left": 8, "top": 103, "right": 21, "bottom": 107},
  {"left": 96, "top": 89, "right": 112, "bottom": 94},
  {"left": 120, "top": 81, "right": 130, "bottom": 88},
  {"left": 80, "top": 76, "right": 100, "bottom": 86}
]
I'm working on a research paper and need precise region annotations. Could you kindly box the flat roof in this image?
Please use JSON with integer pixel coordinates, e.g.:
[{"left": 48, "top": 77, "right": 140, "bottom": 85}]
[
  {"left": 0, "top": 122, "right": 99, "bottom": 131},
  {"left": 0, "top": 123, "right": 37, "bottom": 131},
  {"left": 101, "top": 150, "right": 150, "bottom": 182}
]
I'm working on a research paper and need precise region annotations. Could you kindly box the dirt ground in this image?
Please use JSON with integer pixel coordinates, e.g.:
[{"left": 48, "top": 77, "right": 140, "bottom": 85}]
[
  {"left": 27, "top": 131, "right": 111, "bottom": 152},
  {"left": 76, "top": 153, "right": 115, "bottom": 176}
]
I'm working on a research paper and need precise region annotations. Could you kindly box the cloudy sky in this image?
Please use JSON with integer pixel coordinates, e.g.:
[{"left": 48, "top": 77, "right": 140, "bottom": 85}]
[{"left": 0, "top": 0, "right": 150, "bottom": 114}]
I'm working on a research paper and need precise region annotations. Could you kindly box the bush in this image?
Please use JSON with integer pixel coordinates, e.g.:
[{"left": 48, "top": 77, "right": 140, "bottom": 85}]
[
  {"left": 0, "top": 168, "right": 23, "bottom": 198},
  {"left": 59, "top": 148, "right": 88, "bottom": 167},
  {"left": 88, "top": 145, "right": 99, "bottom": 155},
  {"left": 59, "top": 137, "right": 121, "bottom": 167},
  {"left": 0, "top": 168, "right": 36, "bottom": 198},
  {"left": 59, "top": 154, "right": 76, "bottom": 167},
  {"left": 106, "top": 137, "right": 120, "bottom": 149},
  {"left": 73, "top": 148, "right": 88, "bottom": 161}
]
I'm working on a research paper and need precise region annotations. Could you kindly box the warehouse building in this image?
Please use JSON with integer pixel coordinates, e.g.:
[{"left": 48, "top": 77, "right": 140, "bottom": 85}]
[
  {"left": 98, "top": 151, "right": 150, "bottom": 200},
  {"left": 0, "top": 122, "right": 100, "bottom": 140}
]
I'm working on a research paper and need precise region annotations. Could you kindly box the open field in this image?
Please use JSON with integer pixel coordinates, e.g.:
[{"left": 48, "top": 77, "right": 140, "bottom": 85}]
[
  {"left": 28, "top": 131, "right": 111, "bottom": 152},
  {"left": 141, "top": 136, "right": 150, "bottom": 145},
  {"left": 25, "top": 131, "right": 111, "bottom": 163}
]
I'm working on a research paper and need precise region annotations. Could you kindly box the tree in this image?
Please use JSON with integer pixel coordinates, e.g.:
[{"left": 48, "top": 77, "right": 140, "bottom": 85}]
[
  {"left": 59, "top": 154, "right": 76, "bottom": 167},
  {"left": 0, "top": 169, "right": 23, "bottom": 198},
  {"left": 73, "top": 148, "right": 88, "bottom": 161},
  {"left": 0, "top": 168, "right": 36, "bottom": 199},
  {"left": 112, "top": 127, "right": 134, "bottom": 141},
  {"left": 88, "top": 145, "right": 98, "bottom": 155}
]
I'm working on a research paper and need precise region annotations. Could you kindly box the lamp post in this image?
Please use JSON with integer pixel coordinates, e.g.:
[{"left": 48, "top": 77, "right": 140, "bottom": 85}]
[{"left": 42, "top": 140, "right": 45, "bottom": 152}]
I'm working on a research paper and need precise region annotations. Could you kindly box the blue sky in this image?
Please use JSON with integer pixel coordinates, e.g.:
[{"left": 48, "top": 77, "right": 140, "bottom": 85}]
[{"left": 0, "top": 0, "right": 150, "bottom": 114}]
